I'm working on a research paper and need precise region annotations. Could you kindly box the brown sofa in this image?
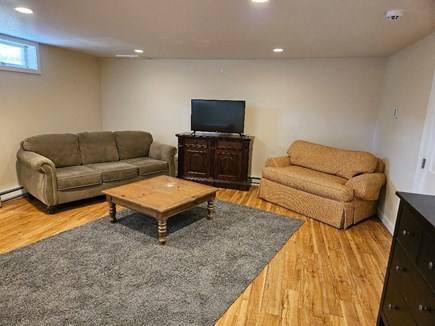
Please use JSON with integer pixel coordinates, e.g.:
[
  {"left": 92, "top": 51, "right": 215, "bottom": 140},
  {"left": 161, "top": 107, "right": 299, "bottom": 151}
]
[
  {"left": 259, "top": 140, "right": 386, "bottom": 229},
  {"left": 16, "top": 131, "right": 176, "bottom": 213}
]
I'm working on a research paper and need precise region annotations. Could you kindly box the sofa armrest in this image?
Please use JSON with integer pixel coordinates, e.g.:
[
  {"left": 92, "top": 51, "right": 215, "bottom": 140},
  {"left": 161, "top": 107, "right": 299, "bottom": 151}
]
[
  {"left": 149, "top": 141, "right": 177, "bottom": 176},
  {"left": 346, "top": 173, "right": 386, "bottom": 201},
  {"left": 16, "top": 149, "right": 58, "bottom": 206},
  {"left": 264, "top": 156, "right": 291, "bottom": 168}
]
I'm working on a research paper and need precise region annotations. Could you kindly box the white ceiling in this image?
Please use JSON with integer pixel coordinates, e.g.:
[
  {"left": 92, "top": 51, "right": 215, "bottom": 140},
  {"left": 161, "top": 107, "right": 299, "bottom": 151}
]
[{"left": 0, "top": 0, "right": 434, "bottom": 59}]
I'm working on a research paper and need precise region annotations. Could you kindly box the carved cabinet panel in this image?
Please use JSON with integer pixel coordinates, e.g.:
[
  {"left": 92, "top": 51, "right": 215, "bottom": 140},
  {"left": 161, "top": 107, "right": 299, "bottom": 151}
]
[{"left": 176, "top": 133, "right": 253, "bottom": 190}]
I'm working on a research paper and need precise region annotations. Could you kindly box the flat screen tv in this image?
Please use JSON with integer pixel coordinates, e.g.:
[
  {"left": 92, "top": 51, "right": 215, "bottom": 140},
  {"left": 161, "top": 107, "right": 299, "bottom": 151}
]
[{"left": 191, "top": 99, "right": 245, "bottom": 135}]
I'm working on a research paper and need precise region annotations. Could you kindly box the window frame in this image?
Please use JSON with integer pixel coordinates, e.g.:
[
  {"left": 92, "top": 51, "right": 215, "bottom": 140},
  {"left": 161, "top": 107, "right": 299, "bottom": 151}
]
[{"left": 0, "top": 34, "right": 41, "bottom": 74}]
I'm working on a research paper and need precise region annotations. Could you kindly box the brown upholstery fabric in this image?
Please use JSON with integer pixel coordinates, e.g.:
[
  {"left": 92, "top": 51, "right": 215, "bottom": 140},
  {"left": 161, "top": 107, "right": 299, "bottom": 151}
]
[
  {"left": 287, "top": 140, "right": 378, "bottom": 179},
  {"left": 86, "top": 162, "right": 138, "bottom": 182},
  {"left": 78, "top": 132, "right": 119, "bottom": 164},
  {"left": 346, "top": 173, "right": 386, "bottom": 201},
  {"left": 114, "top": 131, "right": 153, "bottom": 160},
  {"left": 259, "top": 178, "right": 354, "bottom": 229},
  {"left": 123, "top": 157, "right": 169, "bottom": 176},
  {"left": 264, "top": 156, "right": 291, "bottom": 168},
  {"left": 262, "top": 166, "right": 353, "bottom": 202},
  {"left": 22, "top": 134, "right": 81, "bottom": 168},
  {"left": 353, "top": 198, "right": 377, "bottom": 224},
  {"left": 56, "top": 166, "right": 102, "bottom": 191}
]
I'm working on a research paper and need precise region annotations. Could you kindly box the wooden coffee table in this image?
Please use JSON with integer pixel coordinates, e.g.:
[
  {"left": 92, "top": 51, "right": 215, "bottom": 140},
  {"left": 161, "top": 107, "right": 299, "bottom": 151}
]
[{"left": 102, "top": 176, "right": 218, "bottom": 245}]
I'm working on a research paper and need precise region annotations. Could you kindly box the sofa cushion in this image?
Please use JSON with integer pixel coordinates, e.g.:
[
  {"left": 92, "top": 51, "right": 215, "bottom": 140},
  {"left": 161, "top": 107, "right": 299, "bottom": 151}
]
[
  {"left": 123, "top": 157, "right": 168, "bottom": 176},
  {"left": 287, "top": 140, "right": 377, "bottom": 179},
  {"left": 262, "top": 165, "right": 353, "bottom": 202},
  {"left": 115, "top": 131, "right": 153, "bottom": 160},
  {"left": 22, "top": 134, "right": 81, "bottom": 168},
  {"left": 56, "top": 166, "right": 102, "bottom": 191},
  {"left": 86, "top": 162, "right": 138, "bottom": 182},
  {"left": 78, "top": 132, "right": 119, "bottom": 165}
]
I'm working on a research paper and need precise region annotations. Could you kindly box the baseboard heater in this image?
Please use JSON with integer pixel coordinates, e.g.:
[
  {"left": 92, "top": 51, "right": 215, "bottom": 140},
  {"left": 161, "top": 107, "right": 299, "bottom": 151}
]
[
  {"left": 249, "top": 176, "right": 261, "bottom": 186},
  {"left": 0, "top": 186, "right": 25, "bottom": 207}
]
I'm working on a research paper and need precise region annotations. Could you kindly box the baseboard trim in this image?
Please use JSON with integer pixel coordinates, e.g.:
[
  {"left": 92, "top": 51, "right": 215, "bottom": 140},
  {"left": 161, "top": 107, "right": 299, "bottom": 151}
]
[
  {"left": 0, "top": 186, "right": 26, "bottom": 207},
  {"left": 377, "top": 208, "right": 394, "bottom": 235}
]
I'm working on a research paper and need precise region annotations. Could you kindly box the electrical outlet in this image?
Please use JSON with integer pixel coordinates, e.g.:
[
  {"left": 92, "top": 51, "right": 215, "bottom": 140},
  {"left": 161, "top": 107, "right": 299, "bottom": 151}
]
[{"left": 393, "top": 107, "right": 399, "bottom": 119}]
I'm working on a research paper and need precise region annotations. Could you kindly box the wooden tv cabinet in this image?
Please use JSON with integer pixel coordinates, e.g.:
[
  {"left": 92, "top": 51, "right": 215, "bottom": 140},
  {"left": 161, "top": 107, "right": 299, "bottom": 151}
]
[{"left": 176, "top": 132, "right": 253, "bottom": 191}]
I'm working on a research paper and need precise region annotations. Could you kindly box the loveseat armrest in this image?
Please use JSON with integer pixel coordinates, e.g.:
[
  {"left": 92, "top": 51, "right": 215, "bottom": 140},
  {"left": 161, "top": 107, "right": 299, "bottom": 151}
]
[
  {"left": 346, "top": 173, "right": 386, "bottom": 201},
  {"left": 264, "top": 156, "right": 291, "bottom": 168},
  {"left": 16, "top": 149, "right": 58, "bottom": 206},
  {"left": 149, "top": 141, "right": 177, "bottom": 176}
]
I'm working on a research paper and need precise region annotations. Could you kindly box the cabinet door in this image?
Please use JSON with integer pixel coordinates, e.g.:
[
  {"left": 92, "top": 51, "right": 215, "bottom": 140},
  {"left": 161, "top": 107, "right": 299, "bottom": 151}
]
[
  {"left": 214, "top": 150, "right": 242, "bottom": 181},
  {"left": 184, "top": 148, "right": 210, "bottom": 178}
]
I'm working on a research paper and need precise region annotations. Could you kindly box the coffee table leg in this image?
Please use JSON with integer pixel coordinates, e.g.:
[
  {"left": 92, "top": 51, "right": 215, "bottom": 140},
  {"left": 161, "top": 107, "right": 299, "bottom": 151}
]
[
  {"left": 158, "top": 220, "right": 167, "bottom": 245},
  {"left": 109, "top": 201, "right": 117, "bottom": 223},
  {"left": 207, "top": 199, "right": 215, "bottom": 220}
]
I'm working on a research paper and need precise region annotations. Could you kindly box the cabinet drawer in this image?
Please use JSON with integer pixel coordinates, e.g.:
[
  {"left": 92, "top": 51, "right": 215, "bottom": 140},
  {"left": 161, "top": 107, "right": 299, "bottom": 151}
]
[
  {"left": 217, "top": 140, "right": 242, "bottom": 150},
  {"left": 383, "top": 278, "right": 416, "bottom": 326},
  {"left": 390, "top": 243, "right": 435, "bottom": 325},
  {"left": 183, "top": 138, "right": 209, "bottom": 147},
  {"left": 397, "top": 204, "right": 423, "bottom": 262},
  {"left": 417, "top": 233, "right": 435, "bottom": 291}
]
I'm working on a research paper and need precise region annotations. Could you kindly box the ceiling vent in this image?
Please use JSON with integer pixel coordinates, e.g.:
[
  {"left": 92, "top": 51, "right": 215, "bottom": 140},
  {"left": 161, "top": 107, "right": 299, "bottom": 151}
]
[{"left": 385, "top": 10, "right": 404, "bottom": 21}]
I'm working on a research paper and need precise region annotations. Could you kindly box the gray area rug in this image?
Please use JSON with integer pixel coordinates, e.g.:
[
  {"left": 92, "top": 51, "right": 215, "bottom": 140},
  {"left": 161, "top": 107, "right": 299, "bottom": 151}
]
[{"left": 1, "top": 200, "right": 303, "bottom": 326}]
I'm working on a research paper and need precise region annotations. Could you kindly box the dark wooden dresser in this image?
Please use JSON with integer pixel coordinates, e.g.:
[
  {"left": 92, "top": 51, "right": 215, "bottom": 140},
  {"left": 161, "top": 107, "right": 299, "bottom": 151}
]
[
  {"left": 176, "top": 132, "right": 253, "bottom": 191},
  {"left": 377, "top": 192, "right": 435, "bottom": 326}
]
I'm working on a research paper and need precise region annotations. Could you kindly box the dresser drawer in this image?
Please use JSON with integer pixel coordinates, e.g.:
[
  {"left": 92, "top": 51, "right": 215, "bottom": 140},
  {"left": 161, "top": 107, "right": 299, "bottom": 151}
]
[
  {"left": 183, "top": 138, "right": 209, "bottom": 148},
  {"left": 397, "top": 204, "right": 423, "bottom": 262},
  {"left": 383, "top": 278, "right": 416, "bottom": 326},
  {"left": 390, "top": 243, "right": 435, "bottom": 325},
  {"left": 417, "top": 233, "right": 435, "bottom": 291},
  {"left": 217, "top": 140, "right": 242, "bottom": 150}
]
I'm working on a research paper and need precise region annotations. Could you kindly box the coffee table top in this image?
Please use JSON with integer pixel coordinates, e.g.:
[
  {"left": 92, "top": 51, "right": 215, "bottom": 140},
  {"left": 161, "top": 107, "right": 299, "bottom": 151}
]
[{"left": 102, "top": 176, "right": 218, "bottom": 214}]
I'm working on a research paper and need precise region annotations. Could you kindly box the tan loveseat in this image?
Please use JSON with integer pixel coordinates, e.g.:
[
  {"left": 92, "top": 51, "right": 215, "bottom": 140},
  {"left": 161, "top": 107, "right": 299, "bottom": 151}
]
[
  {"left": 16, "top": 131, "right": 176, "bottom": 213},
  {"left": 259, "top": 140, "right": 386, "bottom": 229}
]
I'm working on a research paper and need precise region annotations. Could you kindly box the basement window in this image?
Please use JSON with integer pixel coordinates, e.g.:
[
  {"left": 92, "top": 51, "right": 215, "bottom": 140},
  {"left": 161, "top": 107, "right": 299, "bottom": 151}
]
[{"left": 0, "top": 34, "right": 40, "bottom": 74}]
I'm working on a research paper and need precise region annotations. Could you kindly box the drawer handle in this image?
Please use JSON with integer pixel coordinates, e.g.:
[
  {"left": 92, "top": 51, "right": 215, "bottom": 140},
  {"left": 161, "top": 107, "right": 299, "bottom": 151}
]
[
  {"left": 429, "top": 261, "right": 433, "bottom": 270},
  {"left": 395, "top": 265, "right": 405, "bottom": 272},
  {"left": 418, "top": 304, "right": 431, "bottom": 312},
  {"left": 402, "top": 229, "right": 412, "bottom": 236},
  {"left": 388, "top": 304, "right": 397, "bottom": 310}
]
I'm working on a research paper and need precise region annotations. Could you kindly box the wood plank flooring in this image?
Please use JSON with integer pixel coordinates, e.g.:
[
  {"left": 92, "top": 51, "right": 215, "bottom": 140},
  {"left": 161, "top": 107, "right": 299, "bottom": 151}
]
[{"left": 0, "top": 187, "right": 392, "bottom": 325}]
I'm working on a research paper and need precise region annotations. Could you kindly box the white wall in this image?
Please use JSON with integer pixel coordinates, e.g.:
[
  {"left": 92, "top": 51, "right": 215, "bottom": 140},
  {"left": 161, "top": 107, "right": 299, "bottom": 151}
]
[
  {"left": 372, "top": 33, "right": 435, "bottom": 232},
  {"left": 101, "top": 57, "right": 385, "bottom": 177},
  {"left": 0, "top": 45, "right": 102, "bottom": 192}
]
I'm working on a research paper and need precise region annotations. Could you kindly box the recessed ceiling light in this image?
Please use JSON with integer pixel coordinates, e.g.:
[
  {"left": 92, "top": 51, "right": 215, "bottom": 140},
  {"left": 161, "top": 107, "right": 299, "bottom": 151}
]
[
  {"left": 14, "top": 7, "right": 34, "bottom": 14},
  {"left": 251, "top": 0, "right": 269, "bottom": 3},
  {"left": 134, "top": 49, "right": 144, "bottom": 53},
  {"left": 115, "top": 54, "right": 140, "bottom": 58},
  {"left": 273, "top": 48, "right": 284, "bottom": 53}
]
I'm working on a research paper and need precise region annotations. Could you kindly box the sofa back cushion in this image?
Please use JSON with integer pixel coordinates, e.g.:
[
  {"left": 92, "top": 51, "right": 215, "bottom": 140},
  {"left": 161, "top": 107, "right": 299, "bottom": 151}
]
[
  {"left": 114, "top": 131, "right": 153, "bottom": 160},
  {"left": 287, "top": 140, "right": 378, "bottom": 179},
  {"left": 78, "top": 131, "right": 119, "bottom": 164},
  {"left": 22, "top": 133, "right": 81, "bottom": 168}
]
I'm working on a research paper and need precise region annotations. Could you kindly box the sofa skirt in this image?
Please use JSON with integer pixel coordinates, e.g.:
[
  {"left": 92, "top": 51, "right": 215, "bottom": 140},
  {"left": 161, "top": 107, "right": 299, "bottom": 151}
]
[{"left": 259, "top": 178, "right": 354, "bottom": 229}]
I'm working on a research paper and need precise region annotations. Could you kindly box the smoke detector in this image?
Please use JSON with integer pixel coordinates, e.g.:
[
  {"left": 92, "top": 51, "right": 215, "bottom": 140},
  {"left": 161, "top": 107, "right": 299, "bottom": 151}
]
[{"left": 385, "top": 10, "right": 404, "bottom": 21}]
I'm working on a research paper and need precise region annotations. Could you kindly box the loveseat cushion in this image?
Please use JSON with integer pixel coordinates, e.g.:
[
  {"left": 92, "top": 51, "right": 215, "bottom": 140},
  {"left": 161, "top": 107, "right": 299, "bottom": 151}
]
[
  {"left": 78, "top": 132, "right": 119, "bottom": 165},
  {"left": 115, "top": 131, "right": 153, "bottom": 160},
  {"left": 86, "top": 162, "right": 138, "bottom": 182},
  {"left": 22, "top": 134, "right": 81, "bottom": 168},
  {"left": 56, "top": 166, "right": 102, "bottom": 191},
  {"left": 262, "top": 165, "right": 353, "bottom": 202},
  {"left": 123, "top": 157, "right": 168, "bottom": 176},
  {"left": 287, "top": 140, "right": 377, "bottom": 179}
]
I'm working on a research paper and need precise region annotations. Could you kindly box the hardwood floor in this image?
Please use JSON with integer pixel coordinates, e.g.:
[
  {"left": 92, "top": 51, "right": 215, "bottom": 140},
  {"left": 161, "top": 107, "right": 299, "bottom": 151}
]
[{"left": 0, "top": 187, "right": 392, "bottom": 325}]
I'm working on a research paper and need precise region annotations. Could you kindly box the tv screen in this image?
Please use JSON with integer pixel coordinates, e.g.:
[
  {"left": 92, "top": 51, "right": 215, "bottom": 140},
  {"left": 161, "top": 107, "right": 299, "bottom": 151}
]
[{"left": 191, "top": 99, "right": 245, "bottom": 134}]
